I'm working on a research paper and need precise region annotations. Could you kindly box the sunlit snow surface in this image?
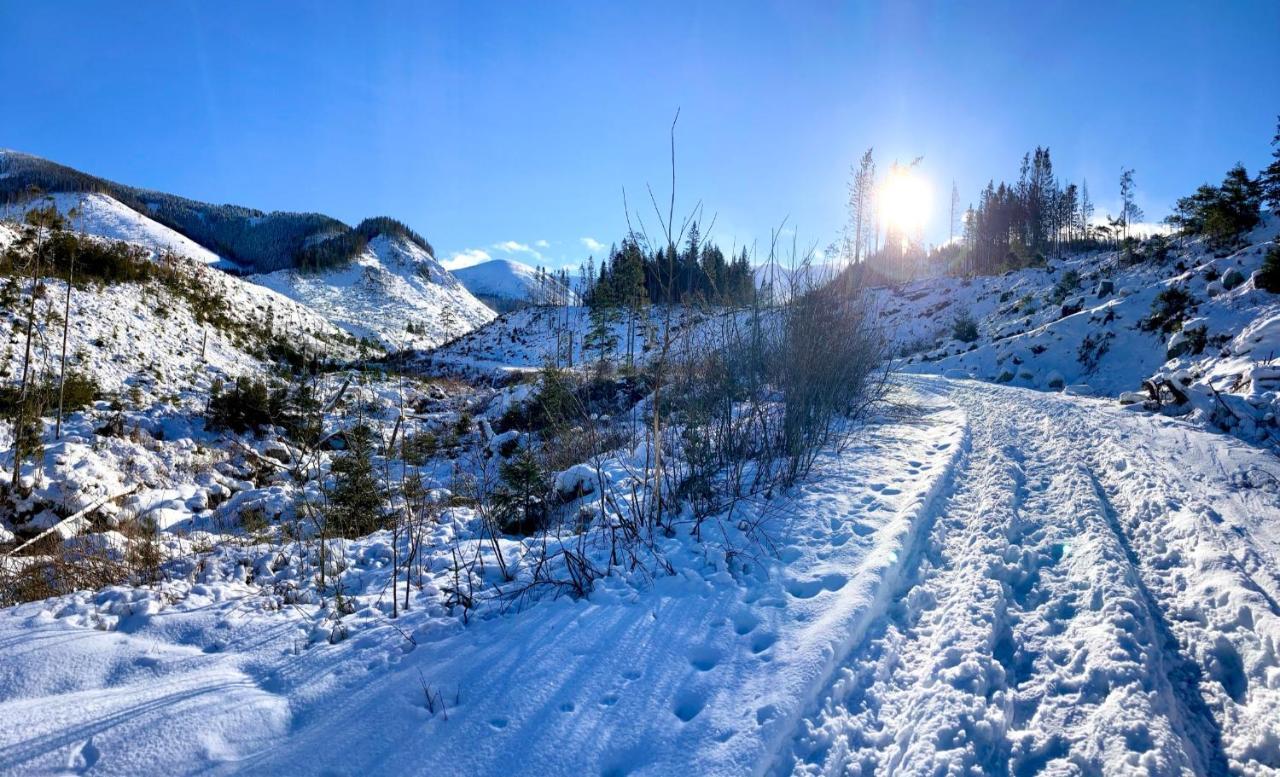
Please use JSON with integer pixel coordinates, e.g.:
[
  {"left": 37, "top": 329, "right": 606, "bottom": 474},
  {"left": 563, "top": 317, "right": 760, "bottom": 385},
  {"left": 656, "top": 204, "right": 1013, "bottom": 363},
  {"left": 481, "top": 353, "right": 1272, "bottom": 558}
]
[
  {"left": 250, "top": 234, "right": 495, "bottom": 350},
  {"left": 3, "top": 379, "right": 1280, "bottom": 774}
]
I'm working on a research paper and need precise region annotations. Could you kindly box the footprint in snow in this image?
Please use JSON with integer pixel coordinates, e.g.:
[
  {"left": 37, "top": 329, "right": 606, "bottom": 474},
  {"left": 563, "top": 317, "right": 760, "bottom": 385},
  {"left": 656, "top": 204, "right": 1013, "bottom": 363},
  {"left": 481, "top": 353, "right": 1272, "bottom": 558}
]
[
  {"left": 672, "top": 689, "right": 707, "bottom": 722},
  {"left": 750, "top": 632, "right": 777, "bottom": 654},
  {"left": 688, "top": 645, "right": 722, "bottom": 671},
  {"left": 732, "top": 610, "right": 761, "bottom": 635}
]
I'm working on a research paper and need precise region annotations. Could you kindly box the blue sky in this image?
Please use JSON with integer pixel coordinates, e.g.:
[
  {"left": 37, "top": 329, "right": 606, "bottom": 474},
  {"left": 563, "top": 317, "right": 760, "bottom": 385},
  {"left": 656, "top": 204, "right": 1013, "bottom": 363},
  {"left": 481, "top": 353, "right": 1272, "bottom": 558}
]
[{"left": 3, "top": 1, "right": 1278, "bottom": 268}]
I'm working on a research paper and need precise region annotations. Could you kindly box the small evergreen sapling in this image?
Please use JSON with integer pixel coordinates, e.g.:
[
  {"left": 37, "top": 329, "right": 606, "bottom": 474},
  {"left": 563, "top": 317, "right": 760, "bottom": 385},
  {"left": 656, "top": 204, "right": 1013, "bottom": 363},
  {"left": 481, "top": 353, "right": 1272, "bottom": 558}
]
[
  {"left": 492, "top": 445, "right": 550, "bottom": 534},
  {"left": 1258, "top": 246, "right": 1280, "bottom": 294}
]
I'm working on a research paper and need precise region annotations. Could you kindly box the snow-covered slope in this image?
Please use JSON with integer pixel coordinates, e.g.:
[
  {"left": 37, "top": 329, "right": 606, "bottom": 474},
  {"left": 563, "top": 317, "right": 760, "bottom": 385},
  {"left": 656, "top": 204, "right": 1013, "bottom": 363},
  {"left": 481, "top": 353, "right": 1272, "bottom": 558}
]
[
  {"left": 454, "top": 258, "right": 578, "bottom": 310},
  {"left": 250, "top": 233, "right": 495, "bottom": 350},
  {"left": 0, "top": 192, "right": 231, "bottom": 268},
  {"left": 421, "top": 305, "right": 729, "bottom": 381},
  {"left": 0, "top": 211, "right": 354, "bottom": 400},
  {"left": 882, "top": 217, "right": 1280, "bottom": 448},
  {"left": 4, "top": 378, "right": 1280, "bottom": 774}
]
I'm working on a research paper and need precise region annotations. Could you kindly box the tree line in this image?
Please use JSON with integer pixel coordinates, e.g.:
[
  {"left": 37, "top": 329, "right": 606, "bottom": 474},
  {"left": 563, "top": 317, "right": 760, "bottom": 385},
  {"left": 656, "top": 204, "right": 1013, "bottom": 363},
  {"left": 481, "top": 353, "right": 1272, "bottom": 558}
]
[
  {"left": 579, "top": 222, "right": 756, "bottom": 309},
  {"left": 841, "top": 115, "right": 1280, "bottom": 282}
]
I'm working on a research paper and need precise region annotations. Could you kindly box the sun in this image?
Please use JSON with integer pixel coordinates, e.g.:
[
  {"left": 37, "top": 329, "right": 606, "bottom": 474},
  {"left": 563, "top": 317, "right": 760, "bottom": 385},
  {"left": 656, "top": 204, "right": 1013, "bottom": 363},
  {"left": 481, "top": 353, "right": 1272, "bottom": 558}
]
[{"left": 879, "top": 167, "right": 931, "bottom": 236}]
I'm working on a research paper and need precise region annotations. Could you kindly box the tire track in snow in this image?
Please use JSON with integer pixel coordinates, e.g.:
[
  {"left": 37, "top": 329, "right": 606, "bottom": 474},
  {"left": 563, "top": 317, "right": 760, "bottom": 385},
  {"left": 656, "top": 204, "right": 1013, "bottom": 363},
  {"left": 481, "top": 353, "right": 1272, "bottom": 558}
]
[
  {"left": 1077, "top": 416, "right": 1280, "bottom": 774},
  {"left": 955, "top": 376, "right": 1280, "bottom": 774},
  {"left": 1080, "top": 465, "right": 1232, "bottom": 776},
  {"left": 995, "top": 414, "right": 1219, "bottom": 775},
  {"left": 776, "top": 378, "right": 1241, "bottom": 775},
  {"left": 777, "top": 413, "right": 1028, "bottom": 775}
]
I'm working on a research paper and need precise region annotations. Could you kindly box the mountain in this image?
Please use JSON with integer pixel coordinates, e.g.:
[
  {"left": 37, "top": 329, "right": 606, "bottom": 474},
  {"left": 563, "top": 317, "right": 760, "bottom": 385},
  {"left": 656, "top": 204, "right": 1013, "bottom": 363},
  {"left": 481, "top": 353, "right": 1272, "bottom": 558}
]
[
  {"left": 0, "top": 191, "right": 231, "bottom": 269},
  {"left": 0, "top": 150, "right": 494, "bottom": 348},
  {"left": 454, "top": 258, "right": 578, "bottom": 311},
  {"left": 251, "top": 232, "right": 494, "bottom": 350},
  {"left": 0, "top": 150, "right": 350, "bottom": 274},
  {"left": 0, "top": 205, "right": 355, "bottom": 405}
]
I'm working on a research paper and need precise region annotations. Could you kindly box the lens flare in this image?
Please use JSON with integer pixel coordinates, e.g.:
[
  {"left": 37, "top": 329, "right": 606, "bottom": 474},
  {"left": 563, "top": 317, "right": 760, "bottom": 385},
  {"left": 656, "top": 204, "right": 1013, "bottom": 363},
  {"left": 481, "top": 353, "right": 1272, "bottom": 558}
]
[{"left": 879, "top": 168, "right": 931, "bottom": 236}]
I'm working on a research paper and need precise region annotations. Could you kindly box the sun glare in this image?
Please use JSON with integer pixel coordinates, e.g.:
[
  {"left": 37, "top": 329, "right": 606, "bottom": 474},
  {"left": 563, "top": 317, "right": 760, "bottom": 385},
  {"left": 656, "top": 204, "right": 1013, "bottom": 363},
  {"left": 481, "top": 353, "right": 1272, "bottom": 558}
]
[{"left": 879, "top": 168, "right": 931, "bottom": 236}]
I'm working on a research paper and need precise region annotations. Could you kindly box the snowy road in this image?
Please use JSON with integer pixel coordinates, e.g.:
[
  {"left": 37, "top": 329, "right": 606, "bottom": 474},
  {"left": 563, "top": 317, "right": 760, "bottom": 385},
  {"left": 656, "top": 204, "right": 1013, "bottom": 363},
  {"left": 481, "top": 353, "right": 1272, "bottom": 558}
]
[
  {"left": 782, "top": 377, "right": 1280, "bottom": 776},
  {"left": 2, "top": 378, "right": 1280, "bottom": 776}
]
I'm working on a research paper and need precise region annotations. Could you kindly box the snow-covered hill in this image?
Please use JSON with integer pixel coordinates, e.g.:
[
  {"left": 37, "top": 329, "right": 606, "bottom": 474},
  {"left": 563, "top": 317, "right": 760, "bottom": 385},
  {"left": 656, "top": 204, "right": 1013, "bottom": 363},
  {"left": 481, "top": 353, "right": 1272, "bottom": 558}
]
[
  {"left": 454, "top": 258, "right": 578, "bottom": 311},
  {"left": 0, "top": 152, "right": 497, "bottom": 347},
  {"left": 251, "top": 232, "right": 495, "bottom": 350},
  {"left": 880, "top": 217, "right": 1280, "bottom": 449},
  {"left": 0, "top": 192, "right": 231, "bottom": 269},
  {"left": 0, "top": 217, "right": 354, "bottom": 403}
]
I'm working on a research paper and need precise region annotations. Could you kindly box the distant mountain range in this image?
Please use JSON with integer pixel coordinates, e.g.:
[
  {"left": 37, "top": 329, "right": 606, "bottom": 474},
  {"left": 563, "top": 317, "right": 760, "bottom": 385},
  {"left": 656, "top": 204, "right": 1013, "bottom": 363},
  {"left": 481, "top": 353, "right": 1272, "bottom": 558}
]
[
  {"left": 0, "top": 150, "right": 431, "bottom": 276},
  {"left": 0, "top": 150, "right": 497, "bottom": 348}
]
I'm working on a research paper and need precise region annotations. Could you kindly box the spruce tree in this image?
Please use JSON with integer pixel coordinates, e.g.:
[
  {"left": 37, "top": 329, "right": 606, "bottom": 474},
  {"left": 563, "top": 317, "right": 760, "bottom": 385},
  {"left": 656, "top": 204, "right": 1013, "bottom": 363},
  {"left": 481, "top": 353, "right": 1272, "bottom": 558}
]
[
  {"left": 328, "top": 424, "right": 385, "bottom": 537},
  {"left": 493, "top": 445, "right": 549, "bottom": 534},
  {"left": 1261, "top": 116, "right": 1280, "bottom": 213}
]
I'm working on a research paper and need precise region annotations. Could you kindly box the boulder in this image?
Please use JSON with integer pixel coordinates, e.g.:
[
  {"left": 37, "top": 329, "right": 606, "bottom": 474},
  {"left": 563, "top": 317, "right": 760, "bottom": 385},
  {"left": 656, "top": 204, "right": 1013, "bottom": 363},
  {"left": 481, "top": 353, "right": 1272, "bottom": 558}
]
[{"left": 1222, "top": 267, "right": 1246, "bottom": 290}]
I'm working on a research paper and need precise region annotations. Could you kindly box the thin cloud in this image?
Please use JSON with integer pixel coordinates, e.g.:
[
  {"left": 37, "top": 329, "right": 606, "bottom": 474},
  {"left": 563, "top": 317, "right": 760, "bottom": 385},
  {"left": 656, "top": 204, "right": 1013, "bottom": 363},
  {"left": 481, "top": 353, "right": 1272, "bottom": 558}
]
[
  {"left": 493, "top": 240, "right": 544, "bottom": 261},
  {"left": 580, "top": 237, "right": 606, "bottom": 253},
  {"left": 444, "top": 248, "right": 491, "bottom": 270},
  {"left": 534, "top": 239, "right": 550, "bottom": 249}
]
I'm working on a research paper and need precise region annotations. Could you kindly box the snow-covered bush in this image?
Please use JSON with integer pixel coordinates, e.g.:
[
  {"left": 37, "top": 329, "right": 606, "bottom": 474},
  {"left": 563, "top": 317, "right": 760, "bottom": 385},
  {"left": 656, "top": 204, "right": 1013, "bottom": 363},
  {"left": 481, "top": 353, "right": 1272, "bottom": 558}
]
[
  {"left": 951, "top": 313, "right": 979, "bottom": 343},
  {"left": 1142, "top": 286, "right": 1196, "bottom": 334}
]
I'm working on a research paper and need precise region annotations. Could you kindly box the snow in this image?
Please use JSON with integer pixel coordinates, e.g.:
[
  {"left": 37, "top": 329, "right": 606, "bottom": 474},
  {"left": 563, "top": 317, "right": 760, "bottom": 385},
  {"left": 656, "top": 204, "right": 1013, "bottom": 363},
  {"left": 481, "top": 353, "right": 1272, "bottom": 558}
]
[
  {"left": 0, "top": 384, "right": 967, "bottom": 775},
  {"left": 455, "top": 258, "right": 579, "bottom": 307},
  {"left": 3, "top": 377, "right": 1280, "bottom": 774},
  {"left": 0, "top": 237, "right": 352, "bottom": 403},
  {"left": 422, "top": 305, "right": 726, "bottom": 381},
  {"left": 0, "top": 192, "right": 232, "bottom": 269},
  {"left": 888, "top": 217, "right": 1280, "bottom": 449},
  {"left": 4, "top": 186, "right": 1280, "bottom": 775},
  {"left": 249, "top": 233, "right": 496, "bottom": 350},
  {"left": 784, "top": 378, "right": 1280, "bottom": 775}
]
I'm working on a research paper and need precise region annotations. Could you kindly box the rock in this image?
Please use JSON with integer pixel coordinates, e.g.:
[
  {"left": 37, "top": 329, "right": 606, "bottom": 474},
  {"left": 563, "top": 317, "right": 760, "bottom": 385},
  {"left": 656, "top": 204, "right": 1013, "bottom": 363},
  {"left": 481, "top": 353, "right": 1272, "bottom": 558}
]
[
  {"left": 1166, "top": 320, "right": 1207, "bottom": 360},
  {"left": 488, "top": 429, "right": 520, "bottom": 457},
  {"left": 554, "top": 464, "right": 598, "bottom": 499},
  {"left": 1206, "top": 280, "right": 1225, "bottom": 297},
  {"left": 1095, "top": 279, "right": 1114, "bottom": 297},
  {"left": 262, "top": 441, "right": 293, "bottom": 464},
  {"left": 1119, "top": 391, "right": 1149, "bottom": 405},
  {"left": 1251, "top": 269, "right": 1273, "bottom": 292},
  {"left": 1222, "top": 267, "right": 1246, "bottom": 290},
  {"left": 1046, "top": 371, "right": 1066, "bottom": 390}
]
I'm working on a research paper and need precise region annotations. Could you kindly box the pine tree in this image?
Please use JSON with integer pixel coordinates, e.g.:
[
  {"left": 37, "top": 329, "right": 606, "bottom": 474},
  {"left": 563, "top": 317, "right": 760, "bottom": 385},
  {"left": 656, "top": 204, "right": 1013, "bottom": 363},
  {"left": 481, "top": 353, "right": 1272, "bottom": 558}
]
[
  {"left": 492, "top": 445, "right": 549, "bottom": 534},
  {"left": 1168, "top": 164, "right": 1262, "bottom": 249},
  {"left": 1080, "top": 179, "right": 1094, "bottom": 241},
  {"left": 846, "top": 148, "right": 876, "bottom": 264},
  {"left": 328, "top": 423, "right": 385, "bottom": 537},
  {"left": 949, "top": 180, "right": 960, "bottom": 244},
  {"left": 1261, "top": 116, "right": 1280, "bottom": 213},
  {"left": 1119, "top": 168, "right": 1143, "bottom": 240}
]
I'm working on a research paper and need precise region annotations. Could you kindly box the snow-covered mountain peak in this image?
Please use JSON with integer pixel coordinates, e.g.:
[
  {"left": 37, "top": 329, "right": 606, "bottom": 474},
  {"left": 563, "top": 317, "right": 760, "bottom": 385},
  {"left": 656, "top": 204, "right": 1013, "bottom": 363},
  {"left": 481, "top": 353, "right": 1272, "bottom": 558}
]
[
  {"left": 250, "top": 231, "right": 495, "bottom": 350},
  {"left": 0, "top": 191, "right": 233, "bottom": 269},
  {"left": 454, "top": 257, "right": 579, "bottom": 310}
]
